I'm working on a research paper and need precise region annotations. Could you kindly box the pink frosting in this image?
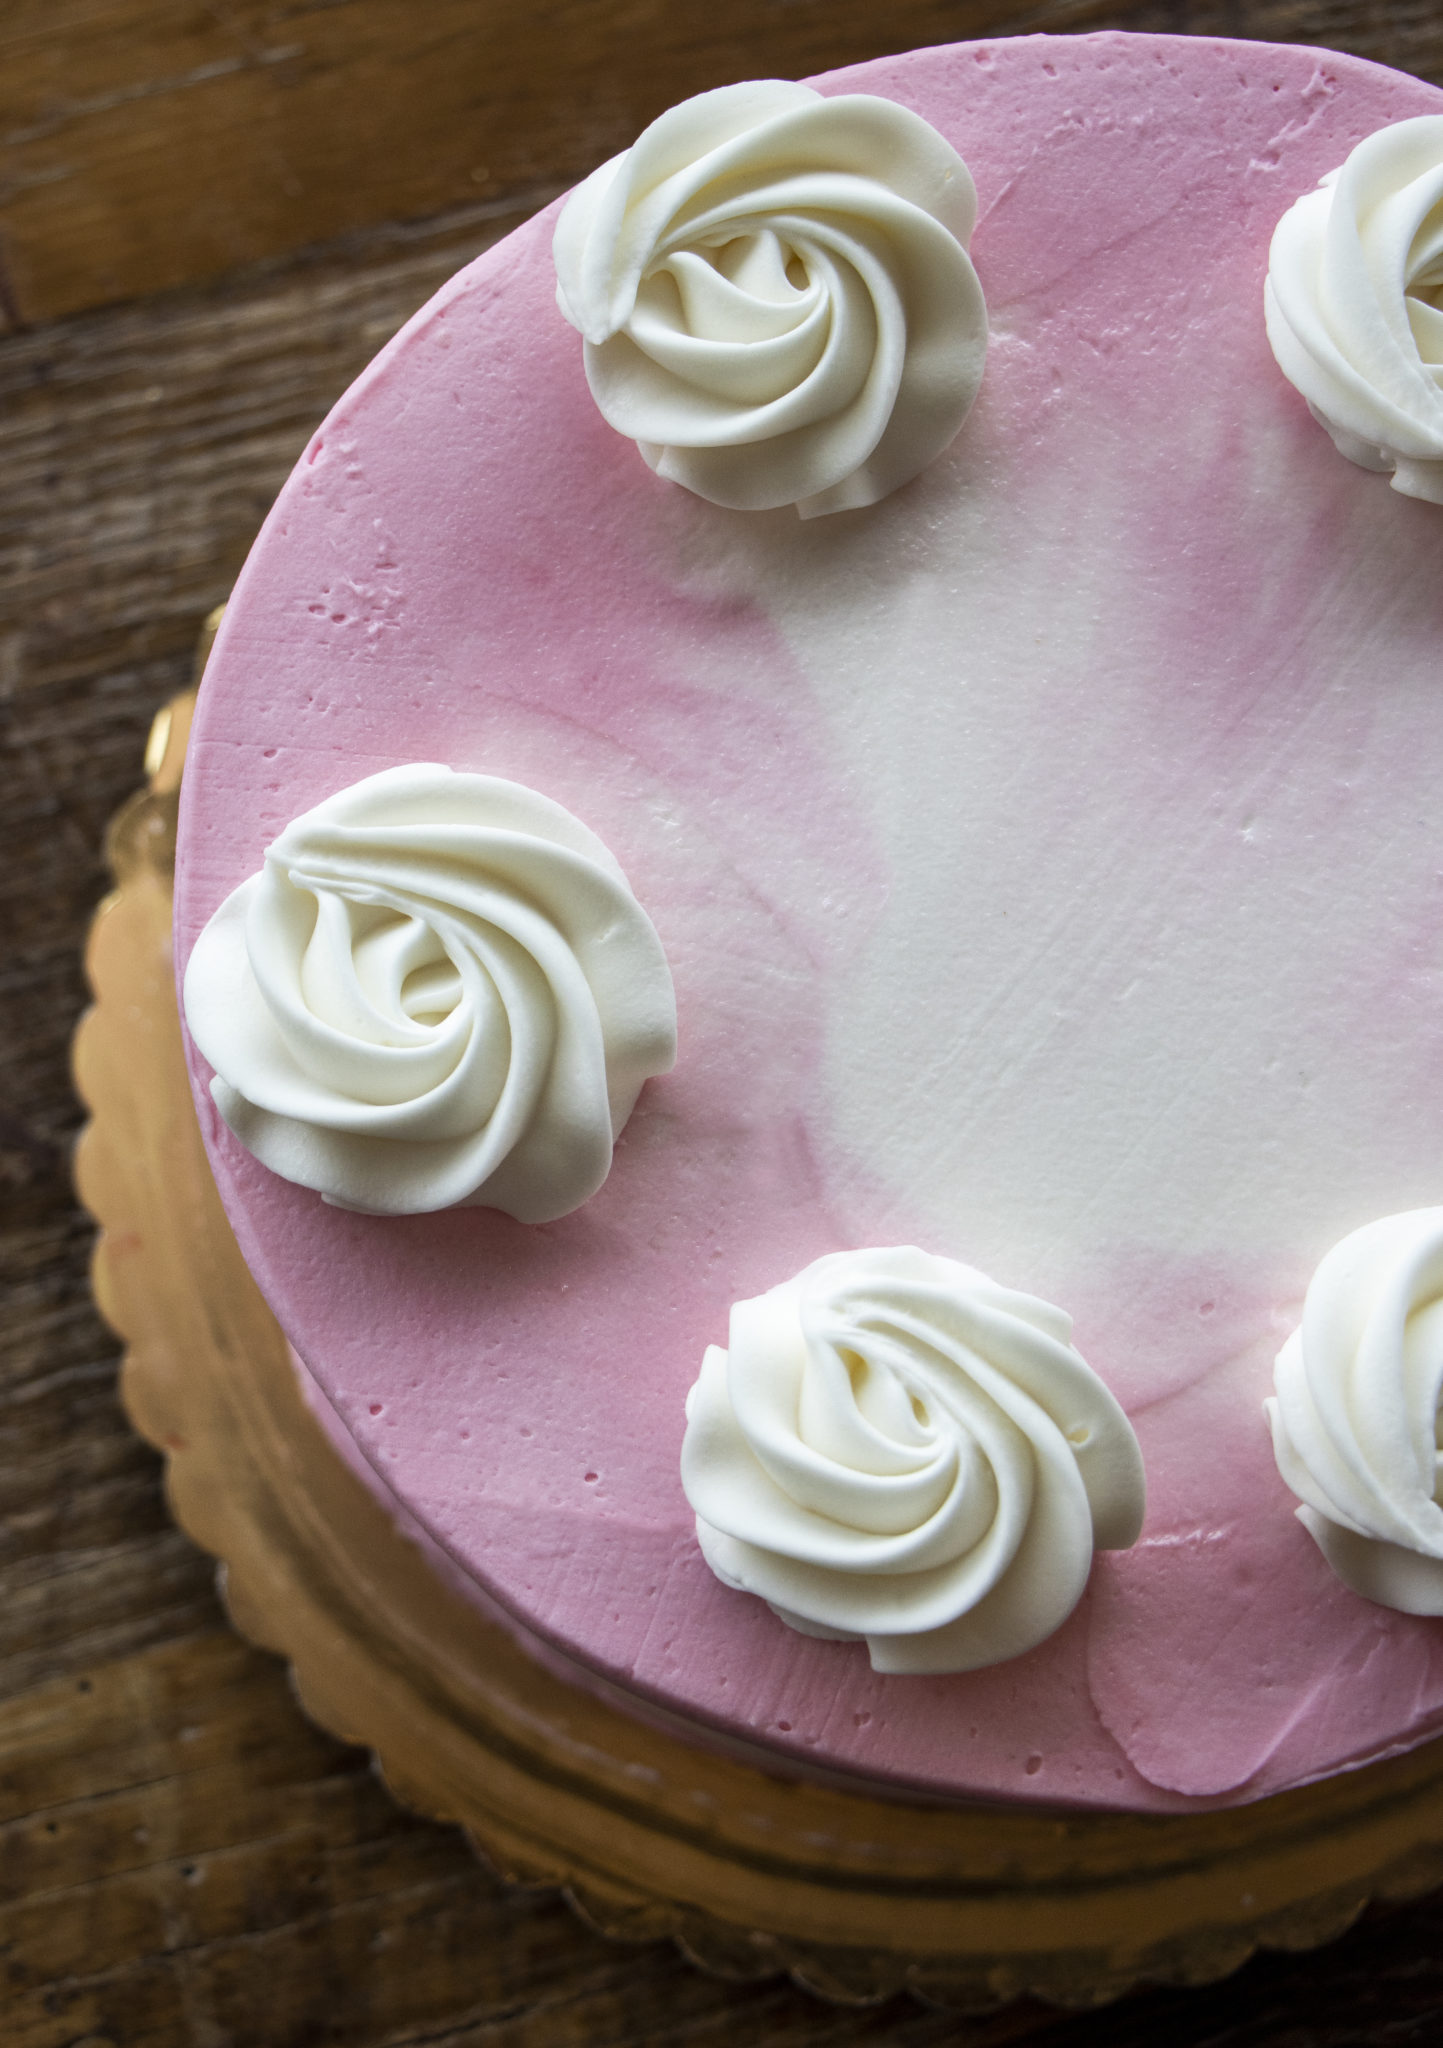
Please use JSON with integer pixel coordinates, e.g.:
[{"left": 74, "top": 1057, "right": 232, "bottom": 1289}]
[{"left": 176, "top": 33, "right": 1443, "bottom": 1809}]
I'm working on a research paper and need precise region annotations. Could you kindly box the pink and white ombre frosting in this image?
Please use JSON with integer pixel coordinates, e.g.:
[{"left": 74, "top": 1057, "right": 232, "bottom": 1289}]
[
  {"left": 1266, "top": 116, "right": 1443, "bottom": 501},
  {"left": 553, "top": 81, "right": 987, "bottom": 515},
  {"left": 183, "top": 765, "right": 675, "bottom": 1219},
  {"left": 683, "top": 1248, "right": 1144, "bottom": 1673},
  {"left": 1270, "top": 1212, "right": 1443, "bottom": 1613},
  {"left": 176, "top": 36, "right": 1443, "bottom": 1810}
]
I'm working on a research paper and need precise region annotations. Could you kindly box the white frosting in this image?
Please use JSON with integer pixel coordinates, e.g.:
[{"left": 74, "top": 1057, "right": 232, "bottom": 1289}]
[
  {"left": 1268, "top": 1210, "right": 1443, "bottom": 1613},
  {"left": 1265, "top": 115, "right": 1443, "bottom": 502},
  {"left": 183, "top": 765, "right": 676, "bottom": 1220},
  {"left": 681, "top": 1247, "right": 1145, "bottom": 1673},
  {"left": 553, "top": 81, "right": 987, "bottom": 518}
]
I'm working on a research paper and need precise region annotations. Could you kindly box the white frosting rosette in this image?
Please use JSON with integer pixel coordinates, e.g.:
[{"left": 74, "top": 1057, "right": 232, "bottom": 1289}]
[
  {"left": 183, "top": 765, "right": 676, "bottom": 1220},
  {"left": 1268, "top": 1209, "right": 1443, "bottom": 1612},
  {"left": 553, "top": 80, "right": 987, "bottom": 518},
  {"left": 681, "top": 1247, "right": 1145, "bottom": 1674},
  {"left": 1265, "top": 116, "right": 1443, "bottom": 503}
]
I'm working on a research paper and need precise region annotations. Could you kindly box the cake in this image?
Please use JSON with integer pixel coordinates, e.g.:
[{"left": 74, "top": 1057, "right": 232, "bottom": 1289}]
[{"left": 173, "top": 31, "right": 1443, "bottom": 1813}]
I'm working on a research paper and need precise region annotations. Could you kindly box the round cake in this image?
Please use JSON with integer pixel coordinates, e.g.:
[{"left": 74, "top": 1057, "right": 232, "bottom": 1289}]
[{"left": 174, "top": 31, "right": 1443, "bottom": 1812}]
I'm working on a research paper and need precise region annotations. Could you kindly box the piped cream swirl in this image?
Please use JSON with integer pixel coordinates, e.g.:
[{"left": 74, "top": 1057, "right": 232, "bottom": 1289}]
[
  {"left": 183, "top": 764, "right": 676, "bottom": 1220},
  {"left": 681, "top": 1247, "right": 1145, "bottom": 1674},
  {"left": 1268, "top": 1209, "right": 1443, "bottom": 1612},
  {"left": 1265, "top": 116, "right": 1443, "bottom": 503},
  {"left": 553, "top": 81, "right": 987, "bottom": 518}
]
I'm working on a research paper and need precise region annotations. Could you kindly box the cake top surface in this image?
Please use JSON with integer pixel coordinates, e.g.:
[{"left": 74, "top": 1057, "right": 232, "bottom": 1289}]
[{"left": 176, "top": 31, "right": 1443, "bottom": 1810}]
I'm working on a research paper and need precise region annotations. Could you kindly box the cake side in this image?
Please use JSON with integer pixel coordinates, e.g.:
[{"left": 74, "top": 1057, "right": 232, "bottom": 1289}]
[{"left": 175, "top": 32, "right": 1443, "bottom": 1811}]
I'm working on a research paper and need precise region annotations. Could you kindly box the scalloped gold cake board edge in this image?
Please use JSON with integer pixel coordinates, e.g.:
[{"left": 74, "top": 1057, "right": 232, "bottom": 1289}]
[{"left": 69, "top": 666, "right": 1443, "bottom": 2011}]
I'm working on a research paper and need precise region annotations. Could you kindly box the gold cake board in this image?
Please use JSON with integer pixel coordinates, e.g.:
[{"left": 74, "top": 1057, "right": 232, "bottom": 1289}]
[{"left": 72, "top": 671, "right": 1443, "bottom": 2010}]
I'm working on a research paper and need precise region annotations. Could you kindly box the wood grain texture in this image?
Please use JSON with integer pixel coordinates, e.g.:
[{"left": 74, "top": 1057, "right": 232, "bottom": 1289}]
[
  {"left": 5, "top": 8, "right": 1443, "bottom": 2042},
  {"left": 2, "top": 0, "right": 1443, "bottom": 327}
]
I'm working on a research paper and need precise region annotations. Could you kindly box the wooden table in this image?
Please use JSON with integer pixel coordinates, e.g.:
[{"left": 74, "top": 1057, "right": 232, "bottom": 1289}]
[{"left": 4, "top": 6, "right": 1442, "bottom": 2042}]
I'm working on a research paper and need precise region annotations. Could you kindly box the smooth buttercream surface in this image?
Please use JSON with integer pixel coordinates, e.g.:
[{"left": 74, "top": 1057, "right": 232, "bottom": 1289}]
[{"left": 176, "top": 33, "right": 1443, "bottom": 1809}]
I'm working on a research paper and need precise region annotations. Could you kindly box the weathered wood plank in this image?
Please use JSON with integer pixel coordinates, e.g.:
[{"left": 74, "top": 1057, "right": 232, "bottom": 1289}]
[
  {"left": 1, "top": 1746, "right": 388, "bottom": 1904},
  {"left": 1, "top": 1645, "right": 976, "bottom": 2048},
  {"left": 4, "top": 0, "right": 1443, "bottom": 327},
  {"left": 0, "top": 0, "right": 974, "bottom": 322}
]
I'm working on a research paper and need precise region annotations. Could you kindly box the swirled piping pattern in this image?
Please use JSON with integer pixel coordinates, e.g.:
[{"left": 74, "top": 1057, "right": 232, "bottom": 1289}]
[
  {"left": 553, "top": 81, "right": 988, "bottom": 518},
  {"left": 1265, "top": 116, "right": 1443, "bottom": 503},
  {"left": 183, "top": 764, "right": 676, "bottom": 1220},
  {"left": 681, "top": 1246, "right": 1145, "bottom": 1674},
  {"left": 1268, "top": 1209, "right": 1443, "bottom": 1612}
]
